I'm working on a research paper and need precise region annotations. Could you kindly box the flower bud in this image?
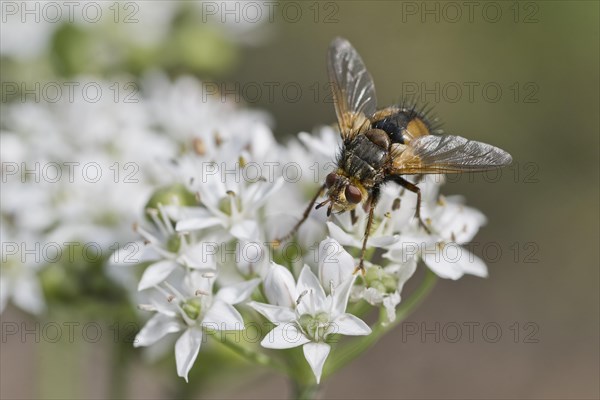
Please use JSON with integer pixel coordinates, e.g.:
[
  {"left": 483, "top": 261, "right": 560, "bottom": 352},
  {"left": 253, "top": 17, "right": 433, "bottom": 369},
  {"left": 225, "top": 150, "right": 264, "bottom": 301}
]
[{"left": 145, "top": 184, "right": 197, "bottom": 211}]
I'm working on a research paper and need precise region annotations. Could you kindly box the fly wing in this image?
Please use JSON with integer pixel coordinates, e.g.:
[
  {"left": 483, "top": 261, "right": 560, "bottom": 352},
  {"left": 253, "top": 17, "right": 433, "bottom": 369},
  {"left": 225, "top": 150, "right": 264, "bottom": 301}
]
[
  {"left": 327, "top": 37, "right": 377, "bottom": 141},
  {"left": 391, "top": 134, "right": 512, "bottom": 174}
]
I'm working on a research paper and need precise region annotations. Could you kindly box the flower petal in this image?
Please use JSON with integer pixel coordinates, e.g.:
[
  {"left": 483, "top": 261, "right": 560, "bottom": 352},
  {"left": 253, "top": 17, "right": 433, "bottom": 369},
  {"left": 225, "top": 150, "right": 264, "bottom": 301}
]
[
  {"left": 302, "top": 342, "right": 331, "bottom": 384},
  {"left": 360, "top": 286, "right": 385, "bottom": 305},
  {"left": 368, "top": 235, "right": 399, "bottom": 248},
  {"left": 422, "top": 245, "right": 464, "bottom": 280},
  {"left": 459, "top": 250, "right": 489, "bottom": 278},
  {"left": 134, "top": 313, "right": 182, "bottom": 347},
  {"left": 331, "top": 313, "right": 372, "bottom": 336},
  {"left": 248, "top": 301, "right": 296, "bottom": 323},
  {"left": 297, "top": 265, "right": 327, "bottom": 312},
  {"left": 261, "top": 323, "right": 310, "bottom": 349},
  {"left": 326, "top": 221, "right": 359, "bottom": 248},
  {"left": 230, "top": 220, "right": 259, "bottom": 241},
  {"left": 178, "top": 243, "right": 217, "bottom": 270},
  {"left": 264, "top": 263, "right": 297, "bottom": 308},
  {"left": 394, "top": 257, "right": 418, "bottom": 294},
  {"left": 330, "top": 275, "right": 355, "bottom": 316},
  {"left": 216, "top": 278, "right": 260, "bottom": 304},
  {"left": 202, "top": 300, "right": 244, "bottom": 331},
  {"left": 138, "top": 260, "right": 178, "bottom": 291},
  {"left": 382, "top": 292, "right": 401, "bottom": 323},
  {"left": 434, "top": 198, "right": 487, "bottom": 244},
  {"left": 175, "top": 328, "right": 203, "bottom": 382},
  {"left": 176, "top": 217, "right": 222, "bottom": 232},
  {"left": 235, "top": 240, "right": 268, "bottom": 277},
  {"left": 318, "top": 238, "right": 354, "bottom": 293}
]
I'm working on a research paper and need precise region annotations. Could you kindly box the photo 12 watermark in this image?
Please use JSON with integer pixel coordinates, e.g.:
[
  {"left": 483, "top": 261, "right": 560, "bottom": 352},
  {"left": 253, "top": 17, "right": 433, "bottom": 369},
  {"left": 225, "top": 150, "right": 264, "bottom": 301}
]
[
  {"left": 2, "top": 161, "right": 140, "bottom": 184},
  {"left": 1, "top": 1, "right": 140, "bottom": 24},
  {"left": 400, "top": 321, "right": 540, "bottom": 343},
  {"left": 1, "top": 81, "right": 139, "bottom": 104},
  {"left": 399, "top": 1, "right": 540, "bottom": 24}
]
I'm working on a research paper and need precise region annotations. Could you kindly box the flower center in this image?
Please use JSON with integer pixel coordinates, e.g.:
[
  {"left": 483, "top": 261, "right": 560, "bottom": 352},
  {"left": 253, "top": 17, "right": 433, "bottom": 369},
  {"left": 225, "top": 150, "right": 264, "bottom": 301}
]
[
  {"left": 181, "top": 298, "right": 202, "bottom": 321},
  {"left": 166, "top": 234, "right": 181, "bottom": 253},
  {"left": 218, "top": 192, "right": 242, "bottom": 216},
  {"left": 298, "top": 312, "right": 331, "bottom": 342}
]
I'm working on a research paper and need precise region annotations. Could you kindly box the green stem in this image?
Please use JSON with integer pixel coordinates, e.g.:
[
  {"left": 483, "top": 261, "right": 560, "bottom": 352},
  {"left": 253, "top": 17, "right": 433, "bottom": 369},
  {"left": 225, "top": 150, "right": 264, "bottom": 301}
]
[
  {"left": 210, "top": 331, "right": 291, "bottom": 375},
  {"left": 292, "top": 381, "right": 321, "bottom": 400},
  {"left": 324, "top": 269, "right": 437, "bottom": 378}
]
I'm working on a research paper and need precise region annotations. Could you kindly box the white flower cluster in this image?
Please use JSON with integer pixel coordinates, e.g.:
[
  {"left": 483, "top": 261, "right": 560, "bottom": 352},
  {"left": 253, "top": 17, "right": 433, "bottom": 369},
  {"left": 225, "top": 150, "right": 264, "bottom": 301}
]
[
  {"left": 0, "top": 73, "right": 268, "bottom": 314},
  {"left": 115, "top": 78, "right": 489, "bottom": 383},
  {"left": 1, "top": 73, "right": 490, "bottom": 384}
]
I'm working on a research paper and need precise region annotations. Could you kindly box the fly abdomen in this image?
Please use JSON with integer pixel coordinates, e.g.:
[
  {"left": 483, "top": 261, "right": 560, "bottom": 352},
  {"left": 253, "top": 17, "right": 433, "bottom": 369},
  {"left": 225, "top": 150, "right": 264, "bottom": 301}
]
[{"left": 371, "top": 108, "right": 432, "bottom": 144}]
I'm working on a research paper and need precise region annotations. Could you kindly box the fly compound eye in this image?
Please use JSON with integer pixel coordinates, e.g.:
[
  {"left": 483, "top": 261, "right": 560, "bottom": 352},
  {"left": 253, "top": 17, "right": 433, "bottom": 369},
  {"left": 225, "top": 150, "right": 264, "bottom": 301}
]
[
  {"left": 325, "top": 172, "right": 338, "bottom": 188},
  {"left": 345, "top": 185, "right": 362, "bottom": 204}
]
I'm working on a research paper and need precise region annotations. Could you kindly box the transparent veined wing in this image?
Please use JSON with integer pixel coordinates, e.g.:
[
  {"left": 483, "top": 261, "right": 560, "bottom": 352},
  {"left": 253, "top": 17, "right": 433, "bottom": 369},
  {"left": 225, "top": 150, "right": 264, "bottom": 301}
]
[
  {"left": 392, "top": 134, "right": 513, "bottom": 174},
  {"left": 327, "top": 37, "right": 377, "bottom": 141}
]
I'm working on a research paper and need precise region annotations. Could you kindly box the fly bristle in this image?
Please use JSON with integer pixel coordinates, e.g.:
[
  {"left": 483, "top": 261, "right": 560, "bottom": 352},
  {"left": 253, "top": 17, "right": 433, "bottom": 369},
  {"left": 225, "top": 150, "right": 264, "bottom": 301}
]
[{"left": 396, "top": 95, "right": 443, "bottom": 133}]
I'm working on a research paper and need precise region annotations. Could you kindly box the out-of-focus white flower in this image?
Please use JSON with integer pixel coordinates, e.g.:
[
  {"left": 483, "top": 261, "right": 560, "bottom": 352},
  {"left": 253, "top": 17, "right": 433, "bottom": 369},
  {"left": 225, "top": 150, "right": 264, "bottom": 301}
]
[
  {"left": 249, "top": 265, "right": 371, "bottom": 383},
  {"left": 0, "top": 1, "right": 270, "bottom": 61},
  {"left": 0, "top": 13, "right": 56, "bottom": 60},
  {"left": 134, "top": 271, "right": 259, "bottom": 381},
  {"left": 0, "top": 225, "right": 45, "bottom": 315}
]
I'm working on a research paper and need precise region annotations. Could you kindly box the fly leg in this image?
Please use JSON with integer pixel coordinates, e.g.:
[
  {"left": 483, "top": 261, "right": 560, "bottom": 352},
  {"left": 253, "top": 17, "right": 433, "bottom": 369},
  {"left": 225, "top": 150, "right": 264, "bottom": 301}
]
[
  {"left": 276, "top": 184, "right": 326, "bottom": 244},
  {"left": 354, "top": 187, "right": 380, "bottom": 275},
  {"left": 392, "top": 176, "right": 432, "bottom": 234}
]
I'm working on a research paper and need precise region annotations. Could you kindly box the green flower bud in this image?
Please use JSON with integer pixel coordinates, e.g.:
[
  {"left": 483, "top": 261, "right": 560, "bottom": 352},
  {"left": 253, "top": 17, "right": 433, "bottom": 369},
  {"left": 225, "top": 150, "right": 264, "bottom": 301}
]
[
  {"left": 297, "top": 314, "right": 312, "bottom": 329},
  {"left": 369, "top": 280, "right": 386, "bottom": 294},
  {"left": 145, "top": 184, "right": 197, "bottom": 211},
  {"left": 365, "top": 265, "right": 382, "bottom": 282},
  {"left": 382, "top": 276, "right": 398, "bottom": 293}
]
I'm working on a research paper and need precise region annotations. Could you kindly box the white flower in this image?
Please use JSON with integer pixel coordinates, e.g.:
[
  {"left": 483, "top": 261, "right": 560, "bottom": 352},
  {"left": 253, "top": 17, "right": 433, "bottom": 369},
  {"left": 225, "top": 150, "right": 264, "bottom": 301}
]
[
  {"left": 314, "top": 237, "right": 418, "bottom": 323},
  {"left": 128, "top": 204, "right": 217, "bottom": 291},
  {"left": 134, "top": 271, "right": 259, "bottom": 381},
  {"left": 249, "top": 265, "right": 371, "bottom": 384},
  {"left": 175, "top": 173, "right": 283, "bottom": 242},
  {"left": 386, "top": 195, "right": 488, "bottom": 280}
]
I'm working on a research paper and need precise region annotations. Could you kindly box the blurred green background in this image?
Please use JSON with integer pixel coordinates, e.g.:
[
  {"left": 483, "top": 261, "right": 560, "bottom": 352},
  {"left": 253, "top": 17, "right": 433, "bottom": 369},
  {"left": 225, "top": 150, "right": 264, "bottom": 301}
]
[{"left": 1, "top": 1, "right": 598, "bottom": 399}]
